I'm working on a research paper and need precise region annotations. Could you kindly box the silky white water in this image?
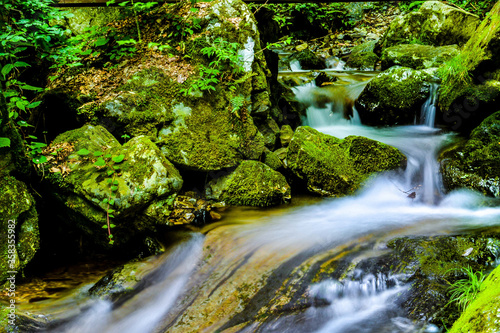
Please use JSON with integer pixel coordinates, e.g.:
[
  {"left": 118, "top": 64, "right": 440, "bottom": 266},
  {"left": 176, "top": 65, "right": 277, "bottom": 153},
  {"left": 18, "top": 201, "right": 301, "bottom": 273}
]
[{"left": 31, "top": 76, "right": 500, "bottom": 333}]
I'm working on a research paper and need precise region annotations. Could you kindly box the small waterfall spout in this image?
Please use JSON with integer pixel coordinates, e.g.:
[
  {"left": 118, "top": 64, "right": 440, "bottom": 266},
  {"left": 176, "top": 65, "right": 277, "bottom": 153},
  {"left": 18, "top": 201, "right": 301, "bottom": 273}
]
[{"left": 420, "top": 83, "right": 439, "bottom": 128}]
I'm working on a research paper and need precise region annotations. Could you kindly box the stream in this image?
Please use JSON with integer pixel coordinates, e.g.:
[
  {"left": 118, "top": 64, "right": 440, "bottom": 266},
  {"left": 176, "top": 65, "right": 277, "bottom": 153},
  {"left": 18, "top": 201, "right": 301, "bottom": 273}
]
[{"left": 17, "top": 71, "right": 500, "bottom": 333}]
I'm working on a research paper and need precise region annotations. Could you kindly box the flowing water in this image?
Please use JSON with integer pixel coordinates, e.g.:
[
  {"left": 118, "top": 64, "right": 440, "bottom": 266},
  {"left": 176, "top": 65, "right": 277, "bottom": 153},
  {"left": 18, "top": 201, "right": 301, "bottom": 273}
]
[{"left": 18, "top": 72, "right": 500, "bottom": 333}]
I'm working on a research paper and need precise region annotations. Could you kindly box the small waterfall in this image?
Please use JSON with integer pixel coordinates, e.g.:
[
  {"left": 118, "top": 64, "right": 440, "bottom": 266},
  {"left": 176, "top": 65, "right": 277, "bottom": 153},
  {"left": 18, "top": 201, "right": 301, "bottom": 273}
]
[{"left": 420, "top": 83, "right": 439, "bottom": 127}]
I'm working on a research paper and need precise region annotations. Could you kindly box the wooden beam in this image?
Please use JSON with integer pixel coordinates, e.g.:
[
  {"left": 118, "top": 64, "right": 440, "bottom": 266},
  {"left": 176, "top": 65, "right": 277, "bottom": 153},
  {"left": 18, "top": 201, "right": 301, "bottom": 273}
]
[{"left": 54, "top": 0, "right": 401, "bottom": 7}]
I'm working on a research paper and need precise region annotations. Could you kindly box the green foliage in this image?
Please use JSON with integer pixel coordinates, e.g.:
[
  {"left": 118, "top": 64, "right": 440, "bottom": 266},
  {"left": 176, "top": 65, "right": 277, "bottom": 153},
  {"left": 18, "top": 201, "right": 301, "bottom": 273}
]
[
  {"left": 76, "top": 148, "right": 126, "bottom": 245},
  {"left": 255, "top": 3, "right": 352, "bottom": 37},
  {"left": 438, "top": 2, "right": 500, "bottom": 109},
  {"left": 181, "top": 37, "right": 244, "bottom": 97},
  {"left": 447, "top": 266, "right": 486, "bottom": 311},
  {"left": 445, "top": 0, "right": 495, "bottom": 17},
  {"left": 398, "top": 1, "right": 425, "bottom": 12}
]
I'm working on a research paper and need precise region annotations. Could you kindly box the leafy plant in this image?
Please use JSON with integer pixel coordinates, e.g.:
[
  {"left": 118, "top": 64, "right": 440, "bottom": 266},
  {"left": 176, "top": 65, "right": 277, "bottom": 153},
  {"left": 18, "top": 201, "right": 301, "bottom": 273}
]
[
  {"left": 77, "top": 149, "right": 126, "bottom": 245},
  {"left": 447, "top": 266, "right": 486, "bottom": 311}
]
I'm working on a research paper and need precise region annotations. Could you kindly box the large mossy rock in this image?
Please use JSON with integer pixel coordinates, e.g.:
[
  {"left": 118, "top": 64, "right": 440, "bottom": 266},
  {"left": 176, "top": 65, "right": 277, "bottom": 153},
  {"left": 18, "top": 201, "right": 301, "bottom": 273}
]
[
  {"left": 289, "top": 48, "right": 326, "bottom": 70},
  {"left": 382, "top": 235, "right": 499, "bottom": 327},
  {"left": 380, "top": 1, "right": 479, "bottom": 49},
  {"left": 382, "top": 44, "right": 459, "bottom": 70},
  {"left": 45, "top": 124, "right": 183, "bottom": 246},
  {"left": 440, "top": 111, "right": 500, "bottom": 197},
  {"left": 0, "top": 175, "right": 39, "bottom": 285},
  {"left": 285, "top": 126, "right": 406, "bottom": 196},
  {"left": 205, "top": 160, "right": 291, "bottom": 207},
  {"left": 449, "top": 264, "right": 500, "bottom": 333},
  {"left": 355, "top": 67, "right": 433, "bottom": 126},
  {"left": 46, "top": 0, "right": 270, "bottom": 172},
  {"left": 346, "top": 40, "right": 379, "bottom": 70}
]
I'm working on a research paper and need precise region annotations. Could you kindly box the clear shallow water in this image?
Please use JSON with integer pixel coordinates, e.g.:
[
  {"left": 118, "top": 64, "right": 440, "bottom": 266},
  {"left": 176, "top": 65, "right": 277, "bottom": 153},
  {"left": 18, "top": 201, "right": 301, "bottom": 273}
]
[{"left": 23, "top": 75, "right": 500, "bottom": 333}]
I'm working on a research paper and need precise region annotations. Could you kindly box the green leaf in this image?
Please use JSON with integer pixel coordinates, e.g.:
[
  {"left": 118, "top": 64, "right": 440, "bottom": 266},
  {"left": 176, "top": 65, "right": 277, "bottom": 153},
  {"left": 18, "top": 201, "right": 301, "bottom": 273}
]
[
  {"left": 107, "top": 170, "right": 115, "bottom": 176},
  {"left": 108, "top": 214, "right": 115, "bottom": 218},
  {"left": 93, "top": 151, "right": 104, "bottom": 157},
  {"left": 111, "top": 185, "right": 118, "bottom": 192},
  {"left": 77, "top": 148, "right": 90, "bottom": 156},
  {"left": 32, "top": 156, "right": 47, "bottom": 164},
  {"left": 17, "top": 120, "right": 33, "bottom": 127},
  {"left": 109, "top": 240, "right": 114, "bottom": 245},
  {"left": 15, "top": 100, "right": 27, "bottom": 111},
  {"left": 20, "top": 84, "right": 42, "bottom": 91},
  {"left": 102, "top": 224, "right": 108, "bottom": 229},
  {"left": 109, "top": 199, "right": 115, "bottom": 205},
  {"left": 103, "top": 198, "right": 109, "bottom": 204},
  {"left": 1, "top": 64, "right": 14, "bottom": 78},
  {"left": 0, "top": 138, "right": 11, "bottom": 148},
  {"left": 113, "top": 180, "right": 119, "bottom": 185},
  {"left": 112, "top": 154, "right": 125, "bottom": 163},
  {"left": 27, "top": 101, "right": 42, "bottom": 108},
  {"left": 109, "top": 234, "right": 113, "bottom": 238},
  {"left": 113, "top": 165, "right": 120, "bottom": 170},
  {"left": 13, "top": 61, "right": 30, "bottom": 68},
  {"left": 94, "top": 157, "right": 106, "bottom": 167},
  {"left": 94, "top": 38, "right": 109, "bottom": 47},
  {"left": 104, "top": 154, "right": 112, "bottom": 159},
  {"left": 110, "top": 224, "right": 116, "bottom": 228},
  {"left": 107, "top": 179, "right": 113, "bottom": 184}
]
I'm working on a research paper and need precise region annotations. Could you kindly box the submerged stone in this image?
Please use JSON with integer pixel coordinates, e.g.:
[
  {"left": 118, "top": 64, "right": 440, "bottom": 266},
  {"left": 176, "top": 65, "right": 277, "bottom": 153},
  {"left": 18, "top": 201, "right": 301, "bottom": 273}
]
[
  {"left": 285, "top": 126, "right": 406, "bottom": 196},
  {"left": 205, "top": 160, "right": 291, "bottom": 207}
]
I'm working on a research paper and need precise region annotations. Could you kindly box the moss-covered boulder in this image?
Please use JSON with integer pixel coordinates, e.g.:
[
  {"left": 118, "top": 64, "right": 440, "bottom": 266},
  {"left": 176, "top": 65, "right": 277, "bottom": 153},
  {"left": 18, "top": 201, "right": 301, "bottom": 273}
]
[
  {"left": 285, "top": 126, "right": 406, "bottom": 196},
  {"left": 384, "top": 235, "right": 500, "bottom": 327},
  {"left": 46, "top": 0, "right": 270, "bottom": 172},
  {"left": 382, "top": 44, "right": 459, "bottom": 70},
  {"left": 345, "top": 40, "right": 379, "bottom": 70},
  {"left": 380, "top": 1, "right": 479, "bottom": 49},
  {"left": 63, "top": 8, "right": 121, "bottom": 36},
  {"left": 44, "top": 124, "right": 183, "bottom": 246},
  {"left": 0, "top": 175, "right": 39, "bottom": 285},
  {"left": 289, "top": 49, "right": 326, "bottom": 70},
  {"left": 449, "top": 264, "right": 500, "bottom": 333},
  {"left": 205, "top": 160, "right": 291, "bottom": 207},
  {"left": 440, "top": 111, "right": 500, "bottom": 197},
  {"left": 355, "top": 67, "right": 433, "bottom": 126}
]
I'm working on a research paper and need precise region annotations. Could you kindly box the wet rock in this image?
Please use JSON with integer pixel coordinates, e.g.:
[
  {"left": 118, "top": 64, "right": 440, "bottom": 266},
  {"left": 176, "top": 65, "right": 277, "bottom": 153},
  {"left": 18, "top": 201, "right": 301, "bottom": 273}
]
[
  {"left": 167, "top": 195, "right": 214, "bottom": 226},
  {"left": 62, "top": 7, "right": 121, "bottom": 36},
  {"left": 440, "top": 111, "right": 500, "bottom": 197},
  {"left": 438, "top": 2, "right": 500, "bottom": 112},
  {"left": 262, "top": 148, "right": 284, "bottom": 171},
  {"left": 356, "top": 66, "right": 433, "bottom": 126},
  {"left": 382, "top": 44, "right": 459, "bottom": 70},
  {"left": 449, "top": 264, "right": 500, "bottom": 333},
  {"left": 0, "top": 175, "right": 39, "bottom": 285},
  {"left": 279, "top": 125, "right": 294, "bottom": 147},
  {"left": 44, "top": 124, "right": 183, "bottom": 247},
  {"left": 314, "top": 72, "right": 338, "bottom": 87},
  {"left": 289, "top": 49, "right": 326, "bottom": 70},
  {"left": 286, "top": 126, "right": 405, "bottom": 196},
  {"left": 345, "top": 40, "right": 379, "bottom": 70},
  {"left": 205, "top": 160, "right": 291, "bottom": 207},
  {"left": 274, "top": 147, "right": 288, "bottom": 161},
  {"left": 257, "top": 118, "right": 280, "bottom": 149},
  {"left": 382, "top": 235, "right": 500, "bottom": 326},
  {"left": 380, "top": 1, "right": 479, "bottom": 49},
  {"left": 437, "top": 80, "right": 500, "bottom": 134}
]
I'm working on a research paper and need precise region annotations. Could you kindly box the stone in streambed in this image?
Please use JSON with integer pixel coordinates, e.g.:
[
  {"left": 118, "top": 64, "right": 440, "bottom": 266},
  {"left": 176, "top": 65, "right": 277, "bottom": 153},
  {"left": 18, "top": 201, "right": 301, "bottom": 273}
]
[
  {"left": 382, "top": 44, "right": 459, "bottom": 70},
  {"left": 205, "top": 160, "right": 291, "bottom": 207},
  {"left": 286, "top": 126, "right": 406, "bottom": 196}
]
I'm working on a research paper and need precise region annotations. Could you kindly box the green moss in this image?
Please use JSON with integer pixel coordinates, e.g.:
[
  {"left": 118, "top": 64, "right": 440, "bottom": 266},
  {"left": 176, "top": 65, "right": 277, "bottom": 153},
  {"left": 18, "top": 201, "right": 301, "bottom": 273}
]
[
  {"left": 381, "top": 44, "right": 459, "bottom": 70},
  {"left": 356, "top": 67, "right": 432, "bottom": 126},
  {"left": 346, "top": 40, "right": 379, "bottom": 70},
  {"left": 449, "top": 264, "right": 500, "bottom": 333},
  {"left": 438, "top": 2, "right": 500, "bottom": 110},
  {"left": 0, "top": 175, "right": 39, "bottom": 284},
  {"left": 206, "top": 160, "right": 290, "bottom": 207},
  {"left": 440, "top": 111, "right": 500, "bottom": 197},
  {"left": 286, "top": 126, "right": 406, "bottom": 196}
]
